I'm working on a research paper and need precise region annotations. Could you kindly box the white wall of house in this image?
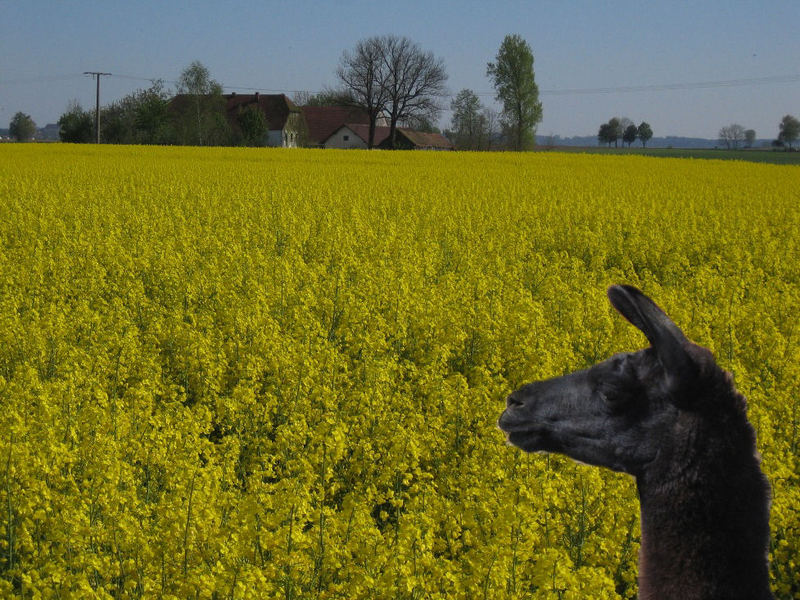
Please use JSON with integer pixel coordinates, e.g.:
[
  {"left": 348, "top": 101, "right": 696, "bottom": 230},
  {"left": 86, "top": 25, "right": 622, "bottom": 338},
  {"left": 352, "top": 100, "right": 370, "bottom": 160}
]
[
  {"left": 265, "top": 128, "right": 300, "bottom": 148},
  {"left": 266, "top": 130, "right": 283, "bottom": 147},
  {"left": 324, "top": 126, "right": 367, "bottom": 149},
  {"left": 265, "top": 112, "right": 303, "bottom": 147}
]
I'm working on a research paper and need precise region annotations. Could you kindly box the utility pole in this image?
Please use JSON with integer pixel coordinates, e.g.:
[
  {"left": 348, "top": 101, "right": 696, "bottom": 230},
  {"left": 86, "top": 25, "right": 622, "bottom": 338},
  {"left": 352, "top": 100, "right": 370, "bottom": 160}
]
[{"left": 84, "top": 72, "right": 111, "bottom": 143}]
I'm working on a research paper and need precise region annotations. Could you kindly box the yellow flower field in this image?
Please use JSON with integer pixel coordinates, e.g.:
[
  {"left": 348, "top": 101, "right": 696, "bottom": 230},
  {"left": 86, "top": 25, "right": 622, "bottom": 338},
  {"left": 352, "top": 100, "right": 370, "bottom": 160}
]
[{"left": 0, "top": 144, "right": 798, "bottom": 598}]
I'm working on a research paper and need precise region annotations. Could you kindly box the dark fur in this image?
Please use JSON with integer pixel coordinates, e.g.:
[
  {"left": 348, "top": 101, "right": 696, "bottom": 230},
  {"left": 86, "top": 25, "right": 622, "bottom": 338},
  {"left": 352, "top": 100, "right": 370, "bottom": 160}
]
[{"left": 498, "top": 285, "right": 774, "bottom": 600}]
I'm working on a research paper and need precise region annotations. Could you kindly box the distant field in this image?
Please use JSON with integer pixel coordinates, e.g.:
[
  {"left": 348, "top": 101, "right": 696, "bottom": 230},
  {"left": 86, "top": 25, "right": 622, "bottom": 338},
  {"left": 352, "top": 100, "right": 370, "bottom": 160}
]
[
  {"left": 1, "top": 145, "right": 798, "bottom": 598},
  {"left": 539, "top": 145, "right": 800, "bottom": 165}
]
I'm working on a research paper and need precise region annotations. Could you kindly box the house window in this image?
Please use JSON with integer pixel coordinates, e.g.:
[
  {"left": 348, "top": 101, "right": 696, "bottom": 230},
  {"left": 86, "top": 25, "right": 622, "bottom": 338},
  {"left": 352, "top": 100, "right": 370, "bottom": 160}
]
[{"left": 343, "top": 135, "right": 349, "bottom": 141}]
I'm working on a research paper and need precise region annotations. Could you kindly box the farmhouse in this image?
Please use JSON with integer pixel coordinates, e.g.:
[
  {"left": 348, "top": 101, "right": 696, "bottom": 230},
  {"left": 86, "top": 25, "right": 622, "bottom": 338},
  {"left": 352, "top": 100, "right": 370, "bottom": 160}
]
[
  {"left": 378, "top": 128, "right": 454, "bottom": 151},
  {"left": 323, "top": 124, "right": 389, "bottom": 149},
  {"left": 225, "top": 93, "right": 303, "bottom": 147},
  {"left": 322, "top": 123, "right": 453, "bottom": 150},
  {"left": 301, "top": 106, "right": 373, "bottom": 147},
  {"left": 168, "top": 92, "right": 303, "bottom": 147},
  {"left": 169, "top": 92, "right": 453, "bottom": 149}
]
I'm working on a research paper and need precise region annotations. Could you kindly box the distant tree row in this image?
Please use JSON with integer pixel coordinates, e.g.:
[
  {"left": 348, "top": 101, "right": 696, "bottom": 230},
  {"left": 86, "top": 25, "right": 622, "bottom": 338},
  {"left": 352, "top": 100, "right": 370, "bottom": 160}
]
[
  {"left": 334, "top": 33, "right": 543, "bottom": 150},
  {"left": 14, "top": 33, "right": 548, "bottom": 151},
  {"left": 54, "top": 62, "right": 271, "bottom": 147},
  {"left": 597, "top": 118, "right": 653, "bottom": 148},
  {"left": 718, "top": 124, "right": 756, "bottom": 149},
  {"left": 12, "top": 34, "right": 794, "bottom": 153},
  {"left": 717, "top": 115, "right": 800, "bottom": 150}
]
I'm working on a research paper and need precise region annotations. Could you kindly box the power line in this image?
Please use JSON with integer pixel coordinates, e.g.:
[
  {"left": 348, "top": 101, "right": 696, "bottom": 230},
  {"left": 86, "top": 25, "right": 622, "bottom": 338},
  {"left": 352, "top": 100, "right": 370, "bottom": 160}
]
[
  {"left": 3, "top": 73, "right": 85, "bottom": 85},
  {"left": 6, "top": 70, "right": 799, "bottom": 99},
  {"left": 536, "top": 74, "right": 800, "bottom": 96}
]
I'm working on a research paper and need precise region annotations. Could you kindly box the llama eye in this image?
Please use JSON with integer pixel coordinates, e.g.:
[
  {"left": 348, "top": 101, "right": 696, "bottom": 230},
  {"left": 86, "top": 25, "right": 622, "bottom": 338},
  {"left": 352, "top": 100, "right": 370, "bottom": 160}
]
[{"left": 602, "top": 389, "right": 628, "bottom": 410}]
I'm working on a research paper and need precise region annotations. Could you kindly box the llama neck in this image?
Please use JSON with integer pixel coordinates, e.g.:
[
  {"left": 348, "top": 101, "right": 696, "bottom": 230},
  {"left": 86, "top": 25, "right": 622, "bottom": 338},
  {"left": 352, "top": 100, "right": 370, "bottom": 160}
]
[{"left": 635, "top": 457, "right": 773, "bottom": 600}]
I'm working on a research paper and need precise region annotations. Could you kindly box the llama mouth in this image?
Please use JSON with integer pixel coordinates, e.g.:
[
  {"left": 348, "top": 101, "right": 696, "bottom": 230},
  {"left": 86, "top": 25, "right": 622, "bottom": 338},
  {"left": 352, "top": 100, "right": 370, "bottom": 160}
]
[
  {"left": 497, "top": 409, "right": 537, "bottom": 434},
  {"left": 506, "top": 429, "right": 561, "bottom": 454}
]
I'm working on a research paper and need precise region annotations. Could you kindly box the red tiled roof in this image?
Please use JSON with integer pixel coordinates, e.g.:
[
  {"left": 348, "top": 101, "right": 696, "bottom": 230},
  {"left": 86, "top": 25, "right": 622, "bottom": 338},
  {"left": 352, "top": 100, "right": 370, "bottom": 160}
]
[
  {"left": 328, "top": 124, "right": 453, "bottom": 149},
  {"left": 395, "top": 128, "right": 454, "bottom": 150},
  {"left": 302, "top": 106, "right": 371, "bottom": 145},
  {"left": 224, "top": 93, "right": 299, "bottom": 130},
  {"left": 340, "top": 124, "right": 391, "bottom": 146}
]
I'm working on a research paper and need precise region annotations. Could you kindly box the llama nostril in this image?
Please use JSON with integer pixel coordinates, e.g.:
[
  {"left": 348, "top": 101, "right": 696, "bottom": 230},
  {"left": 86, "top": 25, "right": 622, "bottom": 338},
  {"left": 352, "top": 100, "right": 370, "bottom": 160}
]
[{"left": 507, "top": 394, "right": 524, "bottom": 408}]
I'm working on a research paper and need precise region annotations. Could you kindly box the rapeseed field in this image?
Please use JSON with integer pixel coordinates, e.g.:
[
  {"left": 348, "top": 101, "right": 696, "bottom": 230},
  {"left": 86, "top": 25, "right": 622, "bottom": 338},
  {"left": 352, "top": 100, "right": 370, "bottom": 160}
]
[{"left": 0, "top": 144, "right": 798, "bottom": 598}]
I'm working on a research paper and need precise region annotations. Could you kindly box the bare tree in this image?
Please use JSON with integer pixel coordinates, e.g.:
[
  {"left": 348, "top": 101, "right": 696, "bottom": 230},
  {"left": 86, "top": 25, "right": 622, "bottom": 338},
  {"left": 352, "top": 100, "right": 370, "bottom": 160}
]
[
  {"left": 719, "top": 123, "right": 746, "bottom": 149},
  {"left": 337, "top": 35, "right": 447, "bottom": 149},
  {"left": 380, "top": 35, "right": 448, "bottom": 148},
  {"left": 481, "top": 107, "right": 500, "bottom": 150},
  {"left": 336, "top": 38, "right": 390, "bottom": 148},
  {"left": 292, "top": 88, "right": 355, "bottom": 107}
]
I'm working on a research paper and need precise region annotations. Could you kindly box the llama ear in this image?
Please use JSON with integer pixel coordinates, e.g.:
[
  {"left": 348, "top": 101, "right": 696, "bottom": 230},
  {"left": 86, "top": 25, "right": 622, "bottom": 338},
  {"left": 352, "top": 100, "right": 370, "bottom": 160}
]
[{"left": 607, "top": 285, "right": 697, "bottom": 392}]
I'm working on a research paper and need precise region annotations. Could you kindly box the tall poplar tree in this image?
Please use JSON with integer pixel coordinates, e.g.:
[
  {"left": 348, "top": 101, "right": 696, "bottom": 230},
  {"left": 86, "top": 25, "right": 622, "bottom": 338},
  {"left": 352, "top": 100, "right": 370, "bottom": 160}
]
[{"left": 486, "top": 35, "right": 542, "bottom": 151}]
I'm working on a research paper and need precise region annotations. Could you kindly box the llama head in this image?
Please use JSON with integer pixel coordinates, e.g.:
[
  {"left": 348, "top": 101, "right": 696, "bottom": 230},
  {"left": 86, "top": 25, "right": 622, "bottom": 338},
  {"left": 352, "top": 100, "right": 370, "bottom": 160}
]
[{"left": 498, "top": 284, "right": 724, "bottom": 476}]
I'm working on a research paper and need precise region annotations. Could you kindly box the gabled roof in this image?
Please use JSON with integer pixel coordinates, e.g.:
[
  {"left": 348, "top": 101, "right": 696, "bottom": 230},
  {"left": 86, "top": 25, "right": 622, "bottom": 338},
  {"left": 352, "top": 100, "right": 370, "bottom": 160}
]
[
  {"left": 394, "top": 128, "right": 454, "bottom": 150},
  {"left": 336, "top": 124, "right": 392, "bottom": 147},
  {"left": 224, "top": 93, "right": 299, "bottom": 130},
  {"left": 169, "top": 93, "right": 300, "bottom": 131},
  {"left": 302, "top": 106, "right": 371, "bottom": 145}
]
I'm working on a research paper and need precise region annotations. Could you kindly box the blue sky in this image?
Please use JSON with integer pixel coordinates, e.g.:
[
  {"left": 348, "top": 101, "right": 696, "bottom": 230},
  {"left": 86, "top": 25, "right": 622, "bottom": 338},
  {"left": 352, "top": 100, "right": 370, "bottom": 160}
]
[{"left": 2, "top": 0, "right": 799, "bottom": 139}]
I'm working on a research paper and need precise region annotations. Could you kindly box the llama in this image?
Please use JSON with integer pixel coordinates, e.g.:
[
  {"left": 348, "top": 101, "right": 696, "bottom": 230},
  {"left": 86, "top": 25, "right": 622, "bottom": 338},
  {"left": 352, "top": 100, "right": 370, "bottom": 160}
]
[{"left": 497, "top": 285, "right": 774, "bottom": 600}]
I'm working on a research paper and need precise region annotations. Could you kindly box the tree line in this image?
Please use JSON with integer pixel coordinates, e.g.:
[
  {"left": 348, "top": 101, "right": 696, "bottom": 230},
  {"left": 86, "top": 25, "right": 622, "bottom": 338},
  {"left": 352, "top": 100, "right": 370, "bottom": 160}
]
[
  {"left": 329, "top": 33, "right": 542, "bottom": 150},
  {"left": 55, "top": 63, "right": 264, "bottom": 147},
  {"left": 597, "top": 118, "right": 653, "bottom": 148},
  {"left": 7, "top": 34, "right": 546, "bottom": 151},
  {"left": 7, "top": 34, "right": 800, "bottom": 152},
  {"left": 716, "top": 116, "right": 800, "bottom": 150}
]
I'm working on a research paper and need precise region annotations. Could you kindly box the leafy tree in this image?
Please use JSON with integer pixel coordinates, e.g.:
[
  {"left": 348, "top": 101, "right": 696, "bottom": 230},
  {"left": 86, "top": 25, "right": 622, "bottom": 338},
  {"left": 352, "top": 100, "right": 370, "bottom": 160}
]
[
  {"left": 450, "top": 89, "right": 490, "bottom": 150},
  {"left": 607, "top": 118, "right": 621, "bottom": 148},
  {"left": 99, "top": 81, "right": 172, "bottom": 145},
  {"left": 719, "top": 124, "right": 746, "bottom": 150},
  {"left": 623, "top": 124, "right": 638, "bottom": 147},
  {"left": 134, "top": 80, "right": 172, "bottom": 144},
  {"left": 380, "top": 35, "right": 448, "bottom": 149},
  {"left": 174, "top": 61, "right": 229, "bottom": 146},
  {"left": 778, "top": 114, "right": 799, "bottom": 150},
  {"left": 58, "top": 102, "right": 94, "bottom": 143},
  {"left": 597, "top": 118, "right": 621, "bottom": 148},
  {"left": 744, "top": 129, "right": 756, "bottom": 148},
  {"left": 101, "top": 98, "right": 137, "bottom": 144},
  {"left": 9, "top": 112, "right": 36, "bottom": 141},
  {"left": 486, "top": 34, "right": 542, "bottom": 151},
  {"left": 637, "top": 122, "right": 653, "bottom": 148},
  {"left": 236, "top": 104, "right": 269, "bottom": 146},
  {"left": 598, "top": 122, "right": 613, "bottom": 147}
]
